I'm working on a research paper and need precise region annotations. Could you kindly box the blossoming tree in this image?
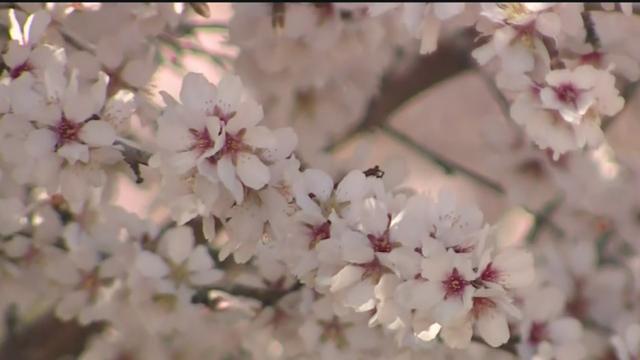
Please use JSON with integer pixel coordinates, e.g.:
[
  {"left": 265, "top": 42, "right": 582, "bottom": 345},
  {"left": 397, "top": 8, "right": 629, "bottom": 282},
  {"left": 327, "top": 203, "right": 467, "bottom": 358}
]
[{"left": 1, "top": 3, "right": 640, "bottom": 360}]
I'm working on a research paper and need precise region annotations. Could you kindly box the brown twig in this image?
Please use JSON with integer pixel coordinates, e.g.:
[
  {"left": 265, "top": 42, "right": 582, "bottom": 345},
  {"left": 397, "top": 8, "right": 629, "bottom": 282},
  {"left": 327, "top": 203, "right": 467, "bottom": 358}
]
[
  {"left": 324, "top": 34, "right": 475, "bottom": 152},
  {"left": 0, "top": 314, "right": 104, "bottom": 360}
]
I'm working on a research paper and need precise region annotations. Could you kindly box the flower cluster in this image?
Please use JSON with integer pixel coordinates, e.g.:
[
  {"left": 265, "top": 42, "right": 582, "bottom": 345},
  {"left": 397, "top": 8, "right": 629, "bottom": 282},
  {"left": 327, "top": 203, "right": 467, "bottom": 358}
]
[
  {"left": 229, "top": 3, "right": 412, "bottom": 167},
  {"left": 3, "top": 3, "right": 640, "bottom": 360}
]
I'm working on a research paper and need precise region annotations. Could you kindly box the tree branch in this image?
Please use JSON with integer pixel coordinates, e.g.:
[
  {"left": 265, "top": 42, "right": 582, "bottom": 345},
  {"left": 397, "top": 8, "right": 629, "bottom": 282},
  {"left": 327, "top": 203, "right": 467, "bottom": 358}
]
[
  {"left": 525, "top": 195, "right": 565, "bottom": 244},
  {"left": 325, "top": 35, "right": 475, "bottom": 152},
  {"left": 115, "top": 138, "right": 152, "bottom": 184},
  {"left": 0, "top": 313, "right": 104, "bottom": 360},
  {"left": 379, "top": 124, "right": 505, "bottom": 194}
]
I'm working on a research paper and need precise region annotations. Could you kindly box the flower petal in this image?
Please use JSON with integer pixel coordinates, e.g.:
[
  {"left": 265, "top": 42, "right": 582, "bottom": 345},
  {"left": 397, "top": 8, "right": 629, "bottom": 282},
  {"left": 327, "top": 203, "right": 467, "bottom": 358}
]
[
  {"left": 477, "top": 309, "right": 509, "bottom": 347},
  {"left": 190, "top": 269, "right": 224, "bottom": 285},
  {"left": 242, "top": 126, "right": 276, "bottom": 149},
  {"left": 79, "top": 120, "right": 116, "bottom": 147},
  {"left": 187, "top": 245, "right": 214, "bottom": 272},
  {"left": 162, "top": 226, "right": 195, "bottom": 265},
  {"left": 26, "top": 128, "right": 56, "bottom": 158},
  {"left": 335, "top": 170, "right": 367, "bottom": 202},
  {"left": 226, "top": 98, "right": 263, "bottom": 133},
  {"left": 236, "top": 152, "right": 270, "bottom": 190},
  {"left": 135, "top": 251, "right": 170, "bottom": 278},
  {"left": 341, "top": 230, "right": 374, "bottom": 264},
  {"left": 57, "top": 142, "right": 90, "bottom": 164},
  {"left": 24, "top": 10, "right": 51, "bottom": 45},
  {"left": 180, "top": 72, "right": 216, "bottom": 114},
  {"left": 55, "top": 290, "right": 88, "bottom": 321},
  {"left": 330, "top": 265, "right": 364, "bottom": 292},
  {"left": 217, "top": 155, "right": 244, "bottom": 203}
]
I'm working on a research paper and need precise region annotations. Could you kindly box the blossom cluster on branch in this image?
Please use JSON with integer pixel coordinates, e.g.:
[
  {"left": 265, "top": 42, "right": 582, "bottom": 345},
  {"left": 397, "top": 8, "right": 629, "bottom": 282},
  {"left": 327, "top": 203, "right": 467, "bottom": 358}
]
[{"left": 2, "top": 3, "right": 640, "bottom": 360}]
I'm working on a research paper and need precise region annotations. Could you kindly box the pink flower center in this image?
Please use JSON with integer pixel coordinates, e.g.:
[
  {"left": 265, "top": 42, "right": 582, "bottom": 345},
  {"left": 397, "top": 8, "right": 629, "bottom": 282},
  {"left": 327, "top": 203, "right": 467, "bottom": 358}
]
[
  {"left": 22, "top": 245, "right": 40, "bottom": 265},
  {"left": 189, "top": 125, "right": 252, "bottom": 165},
  {"left": 318, "top": 316, "right": 349, "bottom": 348},
  {"left": 204, "top": 129, "right": 249, "bottom": 165},
  {"left": 80, "top": 269, "right": 101, "bottom": 300},
  {"left": 442, "top": 268, "right": 469, "bottom": 300},
  {"left": 451, "top": 244, "right": 474, "bottom": 253},
  {"left": 359, "top": 257, "right": 385, "bottom": 281},
  {"left": 480, "top": 262, "right": 500, "bottom": 283},
  {"left": 189, "top": 127, "right": 215, "bottom": 155},
  {"left": 10, "top": 61, "right": 32, "bottom": 79},
  {"left": 554, "top": 83, "right": 580, "bottom": 107},
  {"left": 211, "top": 105, "right": 236, "bottom": 125},
  {"left": 580, "top": 51, "right": 602, "bottom": 65},
  {"left": 54, "top": 117, "right": 82, "bottom": 149},
  {"left": 472, "top": 297, "right": 496, "bottom": 318},
  {"left": 367, "top": 213, "right": 393, "bottom": 253},
  {"left": 367, "top": 232, "right": 392, "bottom": 253},
  {"left": 307, "top": 220, "right": 331, "bottom": 249},
  {"left": 528, "top": 321, "right": 549, "bottom": 345}
]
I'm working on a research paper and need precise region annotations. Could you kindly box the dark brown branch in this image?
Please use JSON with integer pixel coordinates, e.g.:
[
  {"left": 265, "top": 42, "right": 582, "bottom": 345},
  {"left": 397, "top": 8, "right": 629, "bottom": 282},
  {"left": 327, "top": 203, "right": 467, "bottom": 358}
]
[
  {"left": 325, "top": 35, "right": 475, "bottom": 152},
  {"left": 380, "top": 124, "right": 505, "bottom": 194},
  {"left": 115, "top": 139, "right": 152, "bottom": 184},
  {"left": 0, "top": 314, "right": 104, "bottom": 360},
  {"left": 525, "top": 196, "right": 565, "bottom": 244},
  {"left": 194, "top": 282, "right": 303, "bottom": 309},
  {"left": 602, "top": 81, "right": 640, "bottom": 131},
  {"left": 581, "top": 11, "right": 601, "bottom": 49}
]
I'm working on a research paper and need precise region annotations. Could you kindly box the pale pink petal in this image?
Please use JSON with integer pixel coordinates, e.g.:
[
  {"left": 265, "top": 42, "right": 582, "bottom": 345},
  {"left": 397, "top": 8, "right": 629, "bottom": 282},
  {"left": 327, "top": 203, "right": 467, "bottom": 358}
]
[
  {"left": 190, "top": 269, "right": 224, "bottom": 285},
  {"left": 433, "top": 3, "right": 464, "bottom": 20},
  {"left": 202, "top": 215, "right": 216, "bottom": 242},
  {"left": 186, "top": 245, "right": 214, "bottom": 272},
  {"left": 79, "top": 121, "right": 116, "bottom": 147},
  {"left": 7, "top": 9, "right": 24, "bottom": 43},
  {"left": 24, "top": 10, "right": 51, "bottom": 45},
  {"left": 226, "top": 98, "right": 263, "bottom": 133},
  {"left": 45, "top": 258, "right": 81, "bottom": 285},
  {"left": 368, "top": 3, "right": 399, "bottom": 16},
  {"left": 57, "top": 142, "right": 90, "bottom": 164},
  {"left": 341, "top": 231, "right": 375, "bottom": 264},
  {"left": 180, "top": 72, "right": 216, "bottom": 114},
  {"left": 55, "top": 290, "right": 88, "bottom": 321},
  {"left": 330, "top": 265, "right": 364, "bottom": 292},
  {"left": 135, "top": 251, "right": 170, "bottom": 278},
  {"left": 236, "top": 152, "right": 270, "bottom": 190},
  {"left": 121, "top": 57, "right": 155, "bottom": 88},
  {"left": 548, "top": 317, "right": 583, "bottom": 342},
  {"left": 343, "top": 281, "right": 376, "bottom": 312},
  {"left": 26, "top": 128, "right": 56, "bottom": 158},
  {"left": 260, "top": 127, "right": 297, "bottom": 162},
  {"left": 477, "top": 309, "right": 509, "bottom": 347},
  {"left": 163, "top": 226, "right": 195, "bottom": 265},
  {"left": 215, "top": 74, "right": 244, "bottom": 113},
  {"left": 217, "top": 156, "right": 244, "bottom": 203},
  {"left": 399, "top": 280, "right": 442, "bottom": 310},
  {"left": 419, "top": 12, "right": 440, "bottom": 54},
  {"left": 157, "top": 118, "right": 193, "bottom": 152},
  {"left": 536, "top": 12, "right": 561, "bottom": 38},
  {"left": 3, "top": 235, "right": 31, "bottom": 258},
  {"left": 440, "top": 321, "right": 473, "bottom": 349},
  {"left": 168, "top": 151, "right": 198, "bottom": 174},
  {"left": 335, "top": 170, "right": 367, "bottom": 202},
  {"left": 3, "top": 41, "right": 30, "bottom": 69},
  {"left": 242, "top": 126, "right": 276, "bottom": 149}
]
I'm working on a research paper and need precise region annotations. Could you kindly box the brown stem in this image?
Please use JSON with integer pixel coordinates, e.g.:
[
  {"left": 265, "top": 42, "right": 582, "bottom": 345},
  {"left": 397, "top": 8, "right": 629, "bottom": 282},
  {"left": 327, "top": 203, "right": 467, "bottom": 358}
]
[
  {"left": 0, "top": 314, "right": 104, "bottom": 360},
  {"left": 325, "top": 32, "right": 475, "bottom": 152}
]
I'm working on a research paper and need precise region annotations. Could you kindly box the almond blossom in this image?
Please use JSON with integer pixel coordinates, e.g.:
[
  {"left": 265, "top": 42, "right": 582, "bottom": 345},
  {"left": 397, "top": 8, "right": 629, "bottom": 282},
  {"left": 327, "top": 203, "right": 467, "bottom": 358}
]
[
  {"left": 153, "top": 72, "right": 297, "bottom": 212},
  {"left": 135, "top": 226, "right": 224, "bottom": 295},
  {"left": 3, "top": 3, "right": 640, "bottom": 360},
  {"left": 508, "top": 64, "right": 624, "bottom": 159}
]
